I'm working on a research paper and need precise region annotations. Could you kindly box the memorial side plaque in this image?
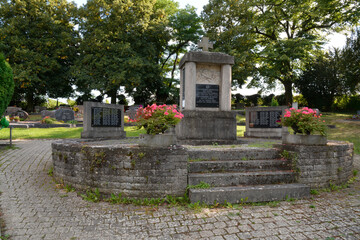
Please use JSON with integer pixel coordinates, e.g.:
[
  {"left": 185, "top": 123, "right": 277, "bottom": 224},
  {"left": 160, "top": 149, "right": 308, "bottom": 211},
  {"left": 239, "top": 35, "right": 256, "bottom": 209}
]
[
  {"left": 91, "top": 107, "right": 122, "bottom": 127},
  {"left": 251, "top": 111, "right": 282, "bottom": 128},
  {"left": 196, "top": 84, "right": 219, "bottom": 108}
]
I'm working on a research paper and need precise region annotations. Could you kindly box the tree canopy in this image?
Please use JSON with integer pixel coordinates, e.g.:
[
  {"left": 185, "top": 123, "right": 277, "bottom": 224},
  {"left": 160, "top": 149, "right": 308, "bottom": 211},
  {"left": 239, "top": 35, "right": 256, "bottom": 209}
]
[
  {"left": 0, "top": 0, "right": 78, "bottom": 111},
  {"left": 202, "top": 0, "right": 360, "bottom": 104},
  {"left": 0, "top": 53, "right": 14, "bottom": 116}
]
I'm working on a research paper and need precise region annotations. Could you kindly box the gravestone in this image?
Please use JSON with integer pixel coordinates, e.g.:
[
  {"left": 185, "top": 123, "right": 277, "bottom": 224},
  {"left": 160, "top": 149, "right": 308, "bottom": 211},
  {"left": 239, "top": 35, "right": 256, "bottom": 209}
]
[
  {"left": 41, "top": 110, "right": 56, "bottom": 119},
  {"left": 244, "top": 106, "right": 288, "bottom": 138},
  {"left": 54, "top": 108, "right": 75, "bottom": 122},
  {"left": 126, "top": 105, "right": 140, "bottom": 121},
  {"left": 81, "top": 101, "right": 125, "bottom": 139},
  {"left": 357, "top": 110, "right": 360, "bottom": 115},
  {"left": 177, "top": 37, "right": 237, "bottom": 141},
  {"left": 11, "top": 110, "right": 29, "bottom": 120},
  {"left": 5, "top": 107, "right": 21, "bottom": 116},
  {"left": 35, "top": 106, "right": 47, "bottom": 113}
]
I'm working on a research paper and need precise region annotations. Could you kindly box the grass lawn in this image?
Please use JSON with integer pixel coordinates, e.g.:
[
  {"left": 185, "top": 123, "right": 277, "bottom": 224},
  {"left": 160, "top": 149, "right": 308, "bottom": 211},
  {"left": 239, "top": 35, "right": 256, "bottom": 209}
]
[
  {"left": 0, "top": 126, "right": 147, "bottom": 139},
  {"left": 321, "top": 112, "right": 360, "bottom": 154},
  {"left": 0, "top": 113, "right": 358, "bottom": 154}
]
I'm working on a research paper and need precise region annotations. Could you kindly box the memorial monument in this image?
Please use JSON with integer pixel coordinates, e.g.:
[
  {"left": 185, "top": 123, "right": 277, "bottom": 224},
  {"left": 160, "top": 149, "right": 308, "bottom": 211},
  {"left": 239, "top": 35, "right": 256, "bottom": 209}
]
[
  {"left": 81, "top": 101, "right": 125, "bottom": 139},
  {"left": 176, "top": 37, "right": 237, "bottom": 141}
]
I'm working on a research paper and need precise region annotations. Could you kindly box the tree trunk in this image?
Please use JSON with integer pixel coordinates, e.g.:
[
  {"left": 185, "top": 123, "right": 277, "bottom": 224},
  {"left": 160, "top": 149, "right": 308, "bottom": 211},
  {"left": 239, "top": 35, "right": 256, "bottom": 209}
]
[
  {"left": 25, "top": 92, "right": 34, "bottom": 113},
  {"left": 284, "top": 82, "right": 293, "bottom": 106},
  {"left": 107, "top": 88, "right": 117, "bottom": 104}
]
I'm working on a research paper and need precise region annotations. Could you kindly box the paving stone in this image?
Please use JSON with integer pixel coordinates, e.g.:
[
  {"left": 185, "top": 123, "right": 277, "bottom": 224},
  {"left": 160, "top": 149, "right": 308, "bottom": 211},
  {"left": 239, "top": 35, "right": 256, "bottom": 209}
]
[{"left": 0, "top": 140, "right": 359, "bottom": 239}]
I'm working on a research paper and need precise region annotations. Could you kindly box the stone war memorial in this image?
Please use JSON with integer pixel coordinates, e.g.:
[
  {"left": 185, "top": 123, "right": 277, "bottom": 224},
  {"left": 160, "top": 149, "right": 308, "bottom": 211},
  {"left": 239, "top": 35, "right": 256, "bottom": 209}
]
[
  {"left": 177, "top": 37, "right": 237, "bottom": 143},
  {"left": 52, "top": 37, "right": 355, "bottom": 205},
  {"left": 81, "top": 101, "right": 125, "bottom": 139}
]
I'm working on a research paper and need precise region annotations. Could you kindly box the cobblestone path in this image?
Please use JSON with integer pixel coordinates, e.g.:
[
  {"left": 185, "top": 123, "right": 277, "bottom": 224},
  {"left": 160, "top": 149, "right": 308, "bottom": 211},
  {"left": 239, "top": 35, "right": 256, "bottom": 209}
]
[{"left": 0, "top": 140, "right": 359, "bottom": 240}]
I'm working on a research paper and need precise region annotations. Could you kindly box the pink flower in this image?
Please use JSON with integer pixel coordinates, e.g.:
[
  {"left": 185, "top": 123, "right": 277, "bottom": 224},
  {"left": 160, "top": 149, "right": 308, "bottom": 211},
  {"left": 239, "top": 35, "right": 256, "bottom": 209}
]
[{"left": 164, "top": 112, "right": 169, "bottom": 116}]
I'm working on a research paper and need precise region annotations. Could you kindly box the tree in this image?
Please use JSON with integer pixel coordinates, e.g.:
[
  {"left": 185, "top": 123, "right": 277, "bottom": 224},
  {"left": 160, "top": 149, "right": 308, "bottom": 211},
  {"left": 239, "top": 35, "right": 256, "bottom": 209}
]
[
  {"left": 295, "top": 51, "right": 344, "bottom": 111},
  {"left": 202, "top": 0, "right": 360, "bottom": 104},
  {"left": 0, "top": 53, "right": 14, "bottom": 116},
  {"left": 340, "top": 28, "right": 360, "bottom": 93},
  {"left": 75, "top": 0, "right": 169, "bottom": 105},
  {"left": 0, "top": 0, "right": 78, "bottom": 112},
  {"left": 157, "top": 5, "right": 203, "bottom": 103}
]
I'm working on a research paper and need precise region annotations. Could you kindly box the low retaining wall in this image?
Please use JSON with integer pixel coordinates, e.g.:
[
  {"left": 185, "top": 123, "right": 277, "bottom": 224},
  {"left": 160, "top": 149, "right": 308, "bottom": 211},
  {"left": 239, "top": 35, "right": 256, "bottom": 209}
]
[
  {"left": 52, "top": 140, "right": 188, "bottom": 198},
  {"left": 52, "top": 139, "right": 354, "bottom": 198},
  {"left": 275, "top": 141, "right": 354, "bottom": 188}
]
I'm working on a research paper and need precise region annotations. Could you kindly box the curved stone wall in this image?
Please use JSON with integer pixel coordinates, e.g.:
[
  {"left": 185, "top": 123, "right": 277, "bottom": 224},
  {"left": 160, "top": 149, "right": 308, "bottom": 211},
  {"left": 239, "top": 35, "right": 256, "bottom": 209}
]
[
  {"left": 52, "top": 140, "right": 188, "bottom": 198},
  {"left": 277, "top": 141, "right": 354, "bottom": 188}
]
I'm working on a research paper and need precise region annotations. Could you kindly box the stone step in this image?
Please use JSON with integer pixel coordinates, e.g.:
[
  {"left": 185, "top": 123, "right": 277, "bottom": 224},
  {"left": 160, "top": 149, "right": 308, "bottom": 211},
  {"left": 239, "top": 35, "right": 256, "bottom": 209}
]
[
  {"left": 188, "top": 148, "right": 281, "bottom": 161},
  {"left": 188, "top": 159, "right": 290, "bottom": 173},
  {"left": 189, "top": 184, "right": 310, "bottom": 204},
  {"left": 188, "top": 171, "right": 296, "bottom": 187}
]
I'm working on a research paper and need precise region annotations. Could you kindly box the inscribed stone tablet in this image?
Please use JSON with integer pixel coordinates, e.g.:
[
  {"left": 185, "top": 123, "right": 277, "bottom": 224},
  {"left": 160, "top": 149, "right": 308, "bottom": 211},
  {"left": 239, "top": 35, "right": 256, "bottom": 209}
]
[
  {"left": 196, "top": 84, "right": 219, "bottom": 108},
  {"left": 252, "top": 111, "right": 282, "bottom": 128},
  {"left": 91, "top": 107, "right": 122, "bottom": 127}
]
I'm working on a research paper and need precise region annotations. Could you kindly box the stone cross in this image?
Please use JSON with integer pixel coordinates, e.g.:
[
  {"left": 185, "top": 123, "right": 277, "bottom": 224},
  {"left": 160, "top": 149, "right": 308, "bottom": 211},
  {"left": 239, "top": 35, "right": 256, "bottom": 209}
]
[{"left": 197, "top": 37, "right": 213, "bottom": 52}]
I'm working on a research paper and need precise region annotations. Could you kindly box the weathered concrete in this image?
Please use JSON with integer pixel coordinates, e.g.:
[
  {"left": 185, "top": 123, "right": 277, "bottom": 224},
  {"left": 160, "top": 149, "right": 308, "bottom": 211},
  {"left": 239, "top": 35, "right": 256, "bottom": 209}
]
[
  {"left": 189, "top": 184, "right": 310, "bottom": 204},
  {"left": 179, "top": 51, "right": 235, "bottom": 68},
  {"left": 0, "top": 140, "right": 359, "bottom": 239},
  {"left": 282, "top": 133, "right": 327, "bottom": 145},
  {"left": 176, "top": 110, "right": 237, "bottom": 140}
]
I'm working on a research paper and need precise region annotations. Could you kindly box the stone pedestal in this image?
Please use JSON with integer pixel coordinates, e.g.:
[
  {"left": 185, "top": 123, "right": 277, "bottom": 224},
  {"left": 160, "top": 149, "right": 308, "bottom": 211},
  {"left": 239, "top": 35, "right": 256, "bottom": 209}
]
[
  {"left": 176, "top": 110, "right": 237, "bottom": 140},
  {"left": 81, "top": 101, "right": 125, "bottom": 139},
  {"left": 178, "top": 50, "right": 236, "bottom": 141}
]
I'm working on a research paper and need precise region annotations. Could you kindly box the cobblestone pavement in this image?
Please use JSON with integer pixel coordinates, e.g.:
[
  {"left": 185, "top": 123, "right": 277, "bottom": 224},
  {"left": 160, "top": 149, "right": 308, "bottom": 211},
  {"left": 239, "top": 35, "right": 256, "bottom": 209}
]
[{"left": 0, "top": 140, "right": 359, "bottom": 240}]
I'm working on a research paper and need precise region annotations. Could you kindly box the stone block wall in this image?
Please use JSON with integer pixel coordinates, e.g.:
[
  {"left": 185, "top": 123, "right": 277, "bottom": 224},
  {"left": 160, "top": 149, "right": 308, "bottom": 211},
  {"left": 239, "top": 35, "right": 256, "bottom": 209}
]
[
  {"left": 276, "top": 141, "right": 354, "bottom": 188},
  {"left": 52, "top": 141, "right": 188, "bottom": 198}
]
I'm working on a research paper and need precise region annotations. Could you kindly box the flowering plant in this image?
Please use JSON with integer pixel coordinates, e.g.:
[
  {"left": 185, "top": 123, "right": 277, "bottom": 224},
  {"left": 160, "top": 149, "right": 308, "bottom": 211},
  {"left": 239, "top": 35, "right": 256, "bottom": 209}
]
[
  {"left": 130, "top": 104, "right": 184, "bottom": 135},
  {"left": 278, "top": 107, "right": 327, "bottom": 136}
]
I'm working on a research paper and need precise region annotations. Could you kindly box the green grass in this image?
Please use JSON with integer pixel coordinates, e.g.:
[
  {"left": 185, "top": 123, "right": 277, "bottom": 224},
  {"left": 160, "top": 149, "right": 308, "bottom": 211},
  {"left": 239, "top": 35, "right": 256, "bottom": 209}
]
[
  {"left": 125, "top": 126, "right": 146, "bottom": 137},
  {"left": 26, "top": 115, "right": 43, "bottom": 121},
  {"left": 321, "top": 112, "right": 360, "bottom": 154},
  {"left": 0, "top": 126, "right": 146, "bottom": 139},
  {"left": 0, "top": 127, "right": 83, "bottom": 139},
  {"left": 237, "top": 125, "right": 245, "bottom": 137}
]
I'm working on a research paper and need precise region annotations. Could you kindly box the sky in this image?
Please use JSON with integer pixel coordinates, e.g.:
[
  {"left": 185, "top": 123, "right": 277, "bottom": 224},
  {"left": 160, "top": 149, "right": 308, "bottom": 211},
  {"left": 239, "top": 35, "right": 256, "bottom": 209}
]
[{"left": 72, "top": 0, "right": 348, "bottom": 98}]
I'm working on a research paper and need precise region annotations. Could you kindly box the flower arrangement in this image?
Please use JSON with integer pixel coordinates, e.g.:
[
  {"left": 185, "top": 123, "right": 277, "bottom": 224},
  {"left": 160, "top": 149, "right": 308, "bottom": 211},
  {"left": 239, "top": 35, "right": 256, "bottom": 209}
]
[
  {"left": 278, "top": 107, "right": 327, "bottom": 136},
  {"left": 41, "top": 116, "right": 57, "bottom": 124},
  {"left": 130, "top": 104, "right": 184, "bottom": 135},
  {"left": 9, "top": 116, "right": 20, "bottom": 122}
]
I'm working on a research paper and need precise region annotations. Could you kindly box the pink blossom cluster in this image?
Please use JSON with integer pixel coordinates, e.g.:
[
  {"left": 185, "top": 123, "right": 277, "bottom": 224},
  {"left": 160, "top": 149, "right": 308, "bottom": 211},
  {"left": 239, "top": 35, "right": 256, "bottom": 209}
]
[
  {"left": 129, "top": 104, "right": 184, "bottom": 122},
  {"left": 283, "top": 107, "right": 324, "bottom": 122}
]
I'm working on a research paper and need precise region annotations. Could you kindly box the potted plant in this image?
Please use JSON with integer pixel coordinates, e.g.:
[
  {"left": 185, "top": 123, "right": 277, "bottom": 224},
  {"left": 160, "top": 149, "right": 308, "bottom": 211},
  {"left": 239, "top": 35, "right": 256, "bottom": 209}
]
[
  {"left": 278, "top": 107, "right": 327, "bottom": 145},
  {"left": 131, "top": 104, "right": 184, "bottom": 147}
]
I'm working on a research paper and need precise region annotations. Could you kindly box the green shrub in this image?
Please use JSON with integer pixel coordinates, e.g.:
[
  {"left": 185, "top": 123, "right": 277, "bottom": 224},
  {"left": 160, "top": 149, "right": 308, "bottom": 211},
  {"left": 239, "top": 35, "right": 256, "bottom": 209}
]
[{"left": 0, "top": 53, "right": 14, "bottom": 117}]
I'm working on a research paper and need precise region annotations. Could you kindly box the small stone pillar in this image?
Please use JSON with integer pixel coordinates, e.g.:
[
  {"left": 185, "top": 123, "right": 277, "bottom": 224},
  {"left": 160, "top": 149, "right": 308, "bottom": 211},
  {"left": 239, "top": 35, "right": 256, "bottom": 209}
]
[{"left": 177, "top": 37, "right": 236, "bottom": 141}]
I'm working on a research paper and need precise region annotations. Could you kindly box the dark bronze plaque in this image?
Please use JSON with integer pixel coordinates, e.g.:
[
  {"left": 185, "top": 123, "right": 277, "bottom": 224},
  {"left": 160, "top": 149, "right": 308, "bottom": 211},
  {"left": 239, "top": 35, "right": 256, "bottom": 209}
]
[
  {"left": 91, "top": 107, "right": 122, "bottom": 127},
  {"left": 196, "top": 84, "right": 219, "bottom": 108},
  {"left": 250, "top": 111, "right": 282, "bottom": 128}
]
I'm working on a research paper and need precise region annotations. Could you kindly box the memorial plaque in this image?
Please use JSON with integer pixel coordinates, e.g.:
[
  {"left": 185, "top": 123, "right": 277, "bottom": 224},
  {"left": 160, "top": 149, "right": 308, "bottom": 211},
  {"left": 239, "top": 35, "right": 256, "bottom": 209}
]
[
  {"left": 251, "top": 111, "right": 282, "bottom": 128},
  {"left": 196, "top": 84, "right": 219, "bottom": 108},
  {"left": 91, "top": 107, "right": 122, "bottom": 127}
]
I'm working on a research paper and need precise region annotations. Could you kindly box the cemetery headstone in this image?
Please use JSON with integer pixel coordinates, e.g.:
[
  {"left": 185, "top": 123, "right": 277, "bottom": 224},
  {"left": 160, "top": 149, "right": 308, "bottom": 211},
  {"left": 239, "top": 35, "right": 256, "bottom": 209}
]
[
  {"left": 81, "top": 101, "right": 125, "bottom": 139},
  {"left": 11, "top": 110, "right": 29, "bottom": 120},
  {"left": 177, "top": 37, "right": 237, "bottom": 141},
  {"left": 41, "top": 110, "right": 56, "bottom": 119},
  {"left": 244, "top": 106, "right": 288, "bottom": 138},
  {"left": 35, "top": 106, "right": 47, "bottom": 113},
  {"left": 54, "top": 108, "right": 75, "bottom": 122},
  {"left": 127, "top": 105, "right": 140, "bottom": 121},
  {"left": 292, "top": 102, "right": 298, "bottom": 109},
  {"left": 357, "top": 110, "right": 360, "bottom": 115},
  {"left": 5, "top": 107, "right": 21, "bottom": 116}
]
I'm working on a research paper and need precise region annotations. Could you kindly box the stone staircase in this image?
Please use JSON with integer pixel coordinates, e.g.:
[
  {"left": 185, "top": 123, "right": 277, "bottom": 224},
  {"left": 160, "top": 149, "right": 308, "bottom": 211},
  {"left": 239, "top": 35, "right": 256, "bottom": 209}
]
[{"left": 187, "top": 147, "right": 310, "bottom": 204}]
